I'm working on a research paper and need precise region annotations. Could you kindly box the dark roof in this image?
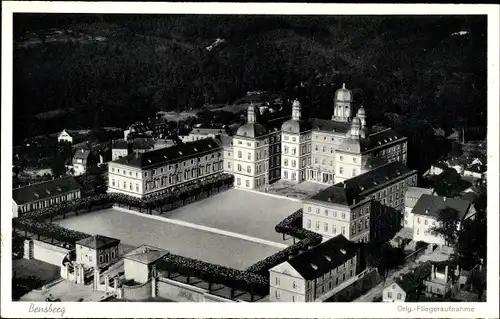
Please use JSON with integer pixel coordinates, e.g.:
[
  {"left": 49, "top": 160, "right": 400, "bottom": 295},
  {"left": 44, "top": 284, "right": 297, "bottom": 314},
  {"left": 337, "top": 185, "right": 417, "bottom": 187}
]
[
  {"left": 112, "top": 137, "right": 222, "bottom": 168},
  {"left": 309, "top": 118, "right": 350, "bottom": 133},
  {"left": 13, "top": 176, "right": 81, "bottom": 205},
  {"left": 76, "top": 235, "right": 120, "bottom": 250},
  {"left": 287, "top": 235, "right": 357, "bottom": 280},
  {"left": 190, "top": 127, "right": 226, "bottom": 135},
  {"left": 391, "top": 263, "right": 431, "bottom": 294},
  {"left": 465, "top": 163, "right": 486, "bottom": 173},
  {"left": 281, "top": 119, "right": 311, "bottom": 134},
  {"left": 73, "top": 149, "right": 92, "bottom": 160},
  {"left": 236, "top": 122, "right": 268, "bottom": 138},
  {"left": 219, "top": 134, "right": 234, "bottom": 148},
  {"left": 412, "top": 194, "right": 472, "bottom": 220},
  {"left": 124, "top": 245, "right": 169, "bottom": 264},
  {"left": 392, "top": 277, "right": 419, "bottom": 294},
  {"left": 112, "top": 138, "right": 156, "bottom": 151},
  {"left": 363, "top": 129, "right": 406, "bottom": 153},
  {"left": 112, "top": 139, "right": 128, "bottom": 150},
  {"left": 308, "top": 162, "right": 417, "bottom": 206}
]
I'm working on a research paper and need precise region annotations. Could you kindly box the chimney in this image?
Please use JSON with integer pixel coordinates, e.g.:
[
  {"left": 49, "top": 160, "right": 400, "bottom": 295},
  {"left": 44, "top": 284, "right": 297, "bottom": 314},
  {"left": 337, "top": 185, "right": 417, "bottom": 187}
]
[
  {"left": 443, "top": 197, "right": 446, "bottom": 201},
  {"left": 399, "top": 275, "right": 403, "bottom": 281},
  {"left": 445, "top": 265, "right": 449, "bottom": 281}
]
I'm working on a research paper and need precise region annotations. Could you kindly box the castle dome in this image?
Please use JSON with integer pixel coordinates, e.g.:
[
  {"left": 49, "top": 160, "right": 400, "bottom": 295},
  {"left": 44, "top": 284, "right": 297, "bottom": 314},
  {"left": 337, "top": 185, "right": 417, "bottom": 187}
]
[
  {"left": 236, "top": 123, "right": 268, "bottom": 138},
  {"left": 281, "top": 119, "right": 309, "bottom": 134},
  {"left": 335, "top": 83, "right": 353, "bottom": 102},
  {"left": 292, "top": 99, "right": 301, "bottom": 108},
  {"left": 351, "top": 117, "right": 361, "bottom": 127},
  {"left": 356, "top": 106, "right": 365, "bottom": 117}
]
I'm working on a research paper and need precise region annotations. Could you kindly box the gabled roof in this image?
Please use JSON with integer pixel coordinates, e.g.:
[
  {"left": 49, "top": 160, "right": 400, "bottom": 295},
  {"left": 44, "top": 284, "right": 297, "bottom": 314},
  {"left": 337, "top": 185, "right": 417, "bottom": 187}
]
[
  {"left": 308, "top": 162, "right": 417, "bottom": 206},
  {"left": 285, "top": 235, "right": 357, "bottom": 280},
  {"left": 112, "top": 137, "right": 222, "bottom": 168},
  {"left": 73, "top": 149, "right": 92, "bottom": 160},
  {"left": 392, "top": 277, "right": 419, "bottom": 294},
  {"left": 12, "top": 176, "right": 81, "bottom": 205},
  {"left": 76, "top": 235, "right": 120, "bottom": 250},
  {"left": 124, "top": 245, "right": 169, "bottom": 265},
  {"left": 412, "top": 194, "right": 472, "bottom": 220},
  {"left": 59, "top": 129, "right": 73, "bottom": 137}
]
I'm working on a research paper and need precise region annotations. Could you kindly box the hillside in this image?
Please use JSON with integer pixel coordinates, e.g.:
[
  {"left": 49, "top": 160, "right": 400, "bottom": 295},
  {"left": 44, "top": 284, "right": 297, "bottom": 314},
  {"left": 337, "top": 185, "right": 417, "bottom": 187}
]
[{"left": 14, "top": 14, "right": 486, "bottom": 149}]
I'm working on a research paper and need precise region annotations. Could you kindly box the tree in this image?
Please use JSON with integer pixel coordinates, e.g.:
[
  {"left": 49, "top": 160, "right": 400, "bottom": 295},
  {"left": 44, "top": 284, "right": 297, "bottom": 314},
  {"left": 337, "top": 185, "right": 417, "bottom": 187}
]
[
  {"left": 50, "top": 156, "right": 66, "bottom": 177},
  {"left": 428, "top": 207, "right": 460, "bottom": 246},
  {"left": 431, "top": 168, "right": 468, "bottom": 197},
  {"left": 456, "top": 216, "right": 486, "bottom": 264}
]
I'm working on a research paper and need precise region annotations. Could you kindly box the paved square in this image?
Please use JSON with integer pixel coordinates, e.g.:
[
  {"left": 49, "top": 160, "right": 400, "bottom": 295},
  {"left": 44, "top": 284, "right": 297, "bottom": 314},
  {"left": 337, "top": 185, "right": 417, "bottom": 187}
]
[
  {"left": 162, "top": 188, "right": 302, "bottom": 242},
  {"left": 56, "top": 208, "right": 283, "bottom": 270}
]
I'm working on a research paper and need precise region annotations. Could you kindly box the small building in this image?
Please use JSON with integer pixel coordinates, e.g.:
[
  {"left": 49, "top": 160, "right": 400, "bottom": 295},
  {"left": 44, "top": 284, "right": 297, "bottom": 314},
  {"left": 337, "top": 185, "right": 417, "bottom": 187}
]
[
  {"left": 180, "top": 127, "right": 228, "bottom": 143},
  {"left": 58, "top": 129, "right": 74, "bottom": 144},
  {"left": 423, "top": 264, "right": 454, "bottom": 298},
  {"left": 383, "top": 277, "right": 419, "bottom": 302},
  {"left": 463, "top": 163, "right": 487, "bottom": 180},
  {"left": 425, "top": 162, "right": 448, "bottom": 177},
  {"left": 403, "top": 187, "right": 434, "bottom": 228},
  {"left": 123, "top": 245, "right": 169, "bottom": 284},
  {"left": 72, "top": 148, "right": 98, "bottom": 176},
  {"left": 112, "top": 140, "right": 130, "bottom": 161},
  {"left": 411, "top": 195, "right": 476, "bottom": 246},
  {"left": 269, "top": 235, "right": 358, "bottom": 302},
  {"left": 12, "top": 176, "right": 81, "bottom": 218},
  {"left": 75, "top": 235, "right": 121, "bottom": 270}
]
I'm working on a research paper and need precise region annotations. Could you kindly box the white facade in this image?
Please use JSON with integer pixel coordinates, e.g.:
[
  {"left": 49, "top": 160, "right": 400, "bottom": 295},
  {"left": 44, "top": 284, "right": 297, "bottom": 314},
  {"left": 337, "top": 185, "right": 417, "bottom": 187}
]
[
  {"left": 302, "top": 200, "right": 370, "bottom": 243},
  {"left": 233, "top": 136, "right": 269, "bottom": 189},
  {"left": 281, "top": 132, "right": 309, "bottom": 183},
  {"left": 383, "top": 282, "right": 410, "bottom": 302},
  {"left": 58, "top": 129, "right": 73, "bottom": 144}
]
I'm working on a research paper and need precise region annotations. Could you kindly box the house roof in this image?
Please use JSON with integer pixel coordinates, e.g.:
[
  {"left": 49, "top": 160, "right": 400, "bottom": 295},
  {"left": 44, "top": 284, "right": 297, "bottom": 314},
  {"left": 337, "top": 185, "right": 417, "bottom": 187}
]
[
  {"left": 219, "top": 134, "right": 234, "bottom": 148},
  {"left": 286, "top": 235, "right": 357, "bottom": 280},
  {"left": 124, "top": 245, "right": 169, "bottom": 264},
  {"left": 412, "top": 194, "right": 472, "bottom": 220},
  {"left": 392, "top": 277, "right": 419, "bottom": 294},
  {"left": 432, "top": 162, "right": 449, "bottom": 170},
  {"left": 112, "top": 137, "right": 222, "bottom": 168},
  {"left": 73, "top": 149, "right": 92, "bottom": 160},
  {"left": 190, "top": 127, "right": 226, "bottom": 135},
  {"left": 76, "top": 235, "right": 120, "bottom": 250},
  {"left": 12, "top": 176, "right": 81, "bottom": 205},
  {"left": 308, "top": 162, "right": 417, "bottom": 206},
  {"left": 465, "top": 163, "right": 486, "bottom": 173},
  {"left": 59, "top": 129, "right": 73, "bottom": 137}
]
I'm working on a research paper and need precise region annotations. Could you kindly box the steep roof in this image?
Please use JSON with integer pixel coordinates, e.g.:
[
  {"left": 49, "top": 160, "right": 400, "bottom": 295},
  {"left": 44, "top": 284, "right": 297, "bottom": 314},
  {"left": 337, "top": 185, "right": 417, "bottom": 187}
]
[
  {"left": 286, "top": 235, "right": 357, "bottom": 280},
  {"left": 309, "top": 118, "right": 350, "bottom": 133},
  {"left": 236, "top": 123, "right": 268, "bottom": 138},
  {"left": 12, "top": 176, "right": 81, "bottom": 205},
  {"left": 412, "top": 194, "right": 472, "bottom": 220},
  {"left": 76, "top": 235, "right": 120, "bottom": 250},
  {"left": 112, "top": 137, "right": 222, "bottom": 168},
  {"left": 73, "top": 149, "right": 92, "bottom": 160},
  {"left": 308, "top": 162, "right": 417, "bottom": 206},
  {"left": 124, "top": 245, "right": 169, "bottom": 265}
]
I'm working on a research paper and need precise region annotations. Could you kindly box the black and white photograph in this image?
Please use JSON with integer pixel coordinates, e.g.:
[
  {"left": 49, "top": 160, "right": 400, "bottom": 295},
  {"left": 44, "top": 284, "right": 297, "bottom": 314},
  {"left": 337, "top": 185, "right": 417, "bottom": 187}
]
[{"left": 1, "top": 2, "right": 499, "bottom": 318}]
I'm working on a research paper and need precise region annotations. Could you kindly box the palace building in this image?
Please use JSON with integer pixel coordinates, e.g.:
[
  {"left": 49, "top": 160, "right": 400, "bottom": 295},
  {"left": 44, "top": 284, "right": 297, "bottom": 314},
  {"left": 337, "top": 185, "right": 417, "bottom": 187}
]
[
  {"left": 107, "top": 138, "right": 223, "bottom": 198},
  {"left": 302, "top": 161, "right": 418, "bottom": 243}
]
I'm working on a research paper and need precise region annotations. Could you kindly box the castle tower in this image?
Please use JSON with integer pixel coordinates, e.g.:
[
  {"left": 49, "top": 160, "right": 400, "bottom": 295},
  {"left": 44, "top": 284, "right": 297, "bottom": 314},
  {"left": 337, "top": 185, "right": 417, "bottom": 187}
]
[
  {"left": 292, "top": 99, "right": 301, "bottom": 121},
  {"left": 332, "top": 83, "right": 353, "bottom": 122},
  {"left": 247, "top": 103, "right": 257, "bottom": 124},
  {"left": 356, "top": 105, "right": 367, "bottom": 138}
]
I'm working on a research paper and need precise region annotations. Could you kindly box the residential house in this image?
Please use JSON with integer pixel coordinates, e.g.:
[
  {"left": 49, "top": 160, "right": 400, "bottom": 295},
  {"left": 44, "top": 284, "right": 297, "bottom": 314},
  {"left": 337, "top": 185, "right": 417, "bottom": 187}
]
[
  {"left": 108, "top": 137, "right": 223, "bottom": 198},
  {"left": 72, "top": 148, "right": 98, "bottom": 176},
  {"left": 269, "top": 235, "right": 358, "bottom": 302},
  {"left": 412, "top": 195, "right": 476, "bottom": 246},
  {"left": 58, "top": 129, "right": 74, "bottom": 144},
  {"left": 124, "top": 245, "right": 169, "bottom": 284},
  {"left": 75, "top": 235, "right": 120, "bottom": 269},
  {"left": 383, "top": 264, "right": 431, "bottom": 302},
  {"left": 424, "top": 162, "right": 448, "bottom": 177},
  {"left": 403, "top": 187, "right": 434, "bottom": 228},
  {"left": 303, "top": 161, "right": 418, "bottom": 243},
  {"left": 12, "top": 176, "right": 81, "bottom": 218}
]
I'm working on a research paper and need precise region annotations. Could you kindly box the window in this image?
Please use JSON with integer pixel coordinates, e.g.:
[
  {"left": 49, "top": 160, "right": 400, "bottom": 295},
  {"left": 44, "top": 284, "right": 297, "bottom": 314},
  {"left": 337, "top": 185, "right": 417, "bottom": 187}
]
[
  {"left": 322, "top": 146, "right": 326, "bottom": 152},
  {"left": 275, "top": 290, "right": 280, "bottom": 299},
  {"left": 417, "top": 228, "right": 420, "bottom": 235},
  {"left": 339, "top": 156, "right": 343, "bottom": 161},
  {"left": 237, "top": 178, "right": 241, "bottom": 186},
  {"left": 324, "top": 209, "right": 328, "bottom": 216},
  {"left": 248, "top": 153, "right": 251, "bottom": 160},
  {"left": 388, "top": 292, "right": 392, "bottom": 298},
  {"left": 332, "top": 225, "right": 337, "bottom": 234},
  {"left": 276, "top": 277, "right": 280, "bottom": 285},
  {"left": 397, "top": 293, "right": 402, "bottom": 300},
  {"left": 136, "top": 184, "right": 139, "bottom": 192},
  {"left": 293, "top": 281, "right": 297, "bottom": 289},
  {"left": 112, "top": 179, "right": 115, "bottom": 187},
  {"left": 292, "top": 160, "right": 296, "bottom": 168},
  {"left": 99, "top": 255, "right": 103, "bottom": 264},
  {"left": 342, "top": 213, "right": 345, "bottom": 219},
  {"left": 417, "top": 217, "right": 420, "bottom": 224},
  {"left": 353, "top": 157, "right": 357, "bottom": 163},
  {"left": 339, "top": 166, "right": 343, "bottom": 174},
  {"left": 238, "top": 151, "right": 242, "bottom": 158},
  {"left": 228, "top": 162, "right": 231, "bottom": 169},
  {"left": 315, "top": 221, "right": 320, "bottom": 230},
  {"left": 284, "top": 135, "right": 289, "bottom": 140},
  {"left": 315, "top": 145, "right": 319, "bottom": 151},
  {"left": 308, "top": 206, "right": 311, "bottom": 212},
  {"left": 246, "top": 180, "right": 250, "bottom": 187},
  {"left": 352, "top": 169, "right": 356, "bottom": 177},
  {"left": 324, "top": 223, "right": 328, "bottom": 232},
  {"left": 341, "top": 226, "right": 345, "bottom": 235},
  {"left": 284, "top": 159, "right": 288, "bottom": 166},
  {"left": 247, "top": 166, "right": 251, "bottom": 173},
  {"left": 292, "top": 137, "right": 296, "bottom": 142},
  {"left": 425, "top": 219, "right": 428, "bottom": 225},
  {"left": 238, "top": 164, "right": 242, "bottom": 172},
  {"left": 307, "top": 219, "right": 311, "bottom": 229}
]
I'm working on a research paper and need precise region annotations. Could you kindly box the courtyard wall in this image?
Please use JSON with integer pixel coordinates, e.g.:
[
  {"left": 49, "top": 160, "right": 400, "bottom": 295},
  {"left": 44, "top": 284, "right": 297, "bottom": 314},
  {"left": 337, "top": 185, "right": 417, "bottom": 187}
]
[{"left": 24, "top": 239, "right": 69, "bottom": 267}]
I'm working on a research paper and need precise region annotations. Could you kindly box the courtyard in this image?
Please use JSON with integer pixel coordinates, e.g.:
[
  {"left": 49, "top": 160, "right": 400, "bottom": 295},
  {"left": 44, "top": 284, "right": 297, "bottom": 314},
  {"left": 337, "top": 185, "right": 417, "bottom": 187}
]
[
  {"left": 265, "top": 180, "right": 330, "bottom": 200},
  {"left": 56, "top": 207, "right": 284, "bottom": 270},
  {"left": 163, "top": 188, "right": 302, "bottom": 243}
]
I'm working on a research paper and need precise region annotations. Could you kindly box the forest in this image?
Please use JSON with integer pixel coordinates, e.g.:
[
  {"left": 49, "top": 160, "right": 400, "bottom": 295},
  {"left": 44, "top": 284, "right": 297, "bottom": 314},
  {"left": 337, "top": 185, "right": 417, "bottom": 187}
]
[{"left": 13, "top": 14, "right": 487, "bottom": 172}]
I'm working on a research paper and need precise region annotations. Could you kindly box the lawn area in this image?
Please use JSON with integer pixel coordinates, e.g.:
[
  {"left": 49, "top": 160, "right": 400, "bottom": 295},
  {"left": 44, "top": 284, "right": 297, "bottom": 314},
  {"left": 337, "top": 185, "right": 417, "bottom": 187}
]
[
  {"left": 162, "top": 188, "right": 302, "bottom": 243},
  {"left": 56, "top": 208, "right": 282, "bottom": 270},
  {"left": 13, "top": 258, "right": 60, "bottom": 282}
]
